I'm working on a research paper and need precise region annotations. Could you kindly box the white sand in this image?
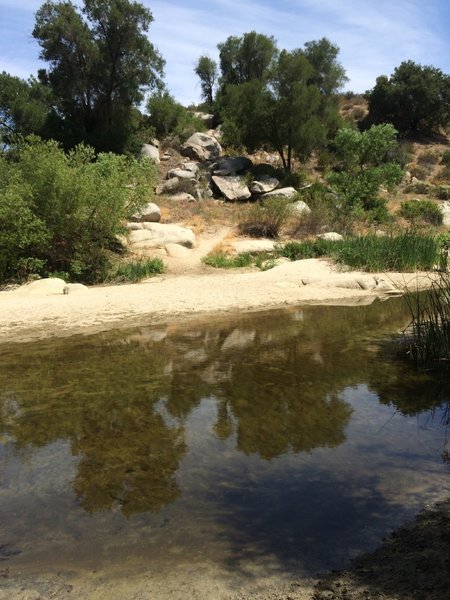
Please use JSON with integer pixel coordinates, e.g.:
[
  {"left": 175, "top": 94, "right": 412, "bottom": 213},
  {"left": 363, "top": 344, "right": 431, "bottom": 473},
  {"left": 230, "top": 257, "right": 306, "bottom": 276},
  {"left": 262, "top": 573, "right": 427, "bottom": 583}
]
[{"left": 0, "top": 258, "right": 433, "bottom": 343}]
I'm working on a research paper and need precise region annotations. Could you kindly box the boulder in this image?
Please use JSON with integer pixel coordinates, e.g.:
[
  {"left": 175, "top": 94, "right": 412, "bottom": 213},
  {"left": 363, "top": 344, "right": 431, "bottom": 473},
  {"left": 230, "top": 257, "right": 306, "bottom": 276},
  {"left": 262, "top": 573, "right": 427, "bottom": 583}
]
[
  {"left": 165, "top": 243, "right": 192, "bottom": 258},
  {"left": 130, "top": 202, "right": 161, "bottom": 223},
  {"left": 181, "top": 132, "right": 222, "bottom": 161},
  {"left": 168, "top": 168, "right": 197, "bottom": 180},
  {"left": 168, "top": 192, "right": 196, "bottom": 202},
  {"left": 156, "top": 177, "right": 180, "bottom": 195},
  {"left": 229, "top": 239, "right": 277, "bottom": 254},
  {"left": 211, "top": 156, "right": 253, "bottom": 175},
  {"left": 317, "top": 232, "right": 343, "bottom": 241},
  {"left": 182, "top": 162, "right": 200, "bottom": 176},
  {"left": 289, "top": 200, "right": 311, "bottom": 215},
  {"left": 128, "top": 223, "right": 196, "bottom": 249},
  {"left": 14, "top": 277, "right": 66, "bottom": 295},
  {"left": 249, "top": 176, "right": 279, "bottom": 194},
  {"left": 212, "top": 175, "right": 251, "bottom": 201},
  {"left": 440, "top": 201, "right": 450, "bottom": 226},
  {"left": 261, "top": 187, "right": 297, "bottom": 199},
  {"left": 140, "top": 144, "right": 160, "bottom": 164}
]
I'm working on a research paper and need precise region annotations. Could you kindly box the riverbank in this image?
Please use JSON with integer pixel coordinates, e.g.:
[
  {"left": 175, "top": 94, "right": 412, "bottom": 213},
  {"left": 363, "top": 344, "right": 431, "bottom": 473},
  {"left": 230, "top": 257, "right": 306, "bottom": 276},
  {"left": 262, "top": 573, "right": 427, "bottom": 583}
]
[{"left": 0, "top": 258, "right": 435, "bottom": 343}]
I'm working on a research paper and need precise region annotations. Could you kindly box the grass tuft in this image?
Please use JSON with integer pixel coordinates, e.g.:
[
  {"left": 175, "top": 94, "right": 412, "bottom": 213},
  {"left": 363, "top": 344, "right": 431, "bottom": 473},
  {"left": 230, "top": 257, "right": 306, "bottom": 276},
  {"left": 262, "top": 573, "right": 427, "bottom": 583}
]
[{"left": 109, "top": 258, "right": 165, "bottom": 283}]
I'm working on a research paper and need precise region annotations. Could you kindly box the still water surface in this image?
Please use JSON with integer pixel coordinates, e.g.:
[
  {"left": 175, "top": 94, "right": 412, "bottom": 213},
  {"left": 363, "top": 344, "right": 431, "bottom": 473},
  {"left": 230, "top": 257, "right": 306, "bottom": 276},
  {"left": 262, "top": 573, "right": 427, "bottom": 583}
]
[{"left": 0, "top": 299, "right": 449, "bottom": 576}]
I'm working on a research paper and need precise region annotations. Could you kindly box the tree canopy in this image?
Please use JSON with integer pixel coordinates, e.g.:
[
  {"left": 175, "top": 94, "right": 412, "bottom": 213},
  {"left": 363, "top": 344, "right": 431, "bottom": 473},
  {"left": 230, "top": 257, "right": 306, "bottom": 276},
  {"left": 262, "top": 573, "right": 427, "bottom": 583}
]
[
  {"left": 33, "top": 0, "right": 164, "bottom": 152},
  {"left": 366, "top": 61, "right": 450, "bottom": 134},
  {"left": 194, "top": 55, "right": 218, "bottom": 108}
]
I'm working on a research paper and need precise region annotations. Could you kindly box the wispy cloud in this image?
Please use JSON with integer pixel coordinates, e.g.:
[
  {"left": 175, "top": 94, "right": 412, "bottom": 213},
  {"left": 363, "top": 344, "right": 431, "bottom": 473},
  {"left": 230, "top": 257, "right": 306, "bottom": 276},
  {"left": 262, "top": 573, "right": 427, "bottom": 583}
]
[{"left": 1, "top": 0, "right": 449, "bottom": 105}]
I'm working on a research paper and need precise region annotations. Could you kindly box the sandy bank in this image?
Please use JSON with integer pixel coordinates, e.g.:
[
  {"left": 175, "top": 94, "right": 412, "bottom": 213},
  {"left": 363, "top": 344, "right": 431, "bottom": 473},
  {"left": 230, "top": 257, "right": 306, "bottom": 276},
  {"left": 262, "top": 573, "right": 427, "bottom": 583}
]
[{"left": 0, "top": 258, "right": 434, "bottom": 343}]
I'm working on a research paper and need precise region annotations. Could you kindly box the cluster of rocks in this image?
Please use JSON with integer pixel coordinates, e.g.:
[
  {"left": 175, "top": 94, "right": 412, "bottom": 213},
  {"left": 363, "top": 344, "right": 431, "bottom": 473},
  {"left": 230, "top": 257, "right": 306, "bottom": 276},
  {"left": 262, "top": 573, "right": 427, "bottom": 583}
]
[{"left": 127, "top": 131, "right": 342, "bottom": 255}]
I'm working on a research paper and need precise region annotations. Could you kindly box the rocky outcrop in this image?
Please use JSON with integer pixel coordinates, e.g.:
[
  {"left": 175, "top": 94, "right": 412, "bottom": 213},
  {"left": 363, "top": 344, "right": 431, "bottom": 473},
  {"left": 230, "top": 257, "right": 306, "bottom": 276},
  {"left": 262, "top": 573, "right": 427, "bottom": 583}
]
[
  {"left": 261, "top": 187, "right": 297, "bottom": 199},
  {"left": 127, "top": 223, "right": 196, "bottom": 250},
  {"left": 212, "top": 175, "right": 251, "bottom": 201},
  {"left": 156, "top": 177, "right": 180, "bottom": 195},
  {"left": 167, "top": 168, "right": 197, "bottom": 180},
  {"left": 140, "top": 144, "right": 160, "bottom": 164},
  {"left": 211, "top": 156, "right": 253, "bottom": 176},
  {"left": 249, "top": 177, "right": 279, "bottom": 194},
  {"left": 130, "top": 202, "right": 161, "bottom": 223},
  {"left": 181, "top": 132, "right": 222, "bottom": 161}
]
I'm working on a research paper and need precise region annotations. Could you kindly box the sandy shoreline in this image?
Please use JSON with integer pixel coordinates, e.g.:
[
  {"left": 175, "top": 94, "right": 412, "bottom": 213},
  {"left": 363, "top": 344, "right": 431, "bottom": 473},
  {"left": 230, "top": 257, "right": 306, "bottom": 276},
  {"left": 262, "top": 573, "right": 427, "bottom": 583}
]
[{"left": 0, "top": 258, "right": 434, "bottom": 343}]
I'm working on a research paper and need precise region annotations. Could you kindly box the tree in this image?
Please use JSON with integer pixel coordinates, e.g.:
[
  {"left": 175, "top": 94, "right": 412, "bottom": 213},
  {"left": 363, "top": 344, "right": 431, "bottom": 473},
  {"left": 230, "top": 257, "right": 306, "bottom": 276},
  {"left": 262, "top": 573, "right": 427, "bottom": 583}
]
[
  {"left": 0, "top": 72, "right": 50, "bottom": 144},
  {"left": 366, "top": 61, "right": 450, "bottom": 134},
  {"left": 218, "top": 31, "right": 278, "bottom": 87},
  {"left": 221, "top": 46, "right": 343, "bottom": 172},
  {"left": 327, "top": 124, "right": 404, "bottom": 219},
  {"left": 146, "top": 90, "right": 205, "bottom": 140},
  {"left": 303, "top": 37, "right": 348, "bottom": 95},
  {"left": 194, "top": 55, "right": 218, "bottom": 107},
  {"left": 33, "top": 0, "right": 164, "bottom": 152}
]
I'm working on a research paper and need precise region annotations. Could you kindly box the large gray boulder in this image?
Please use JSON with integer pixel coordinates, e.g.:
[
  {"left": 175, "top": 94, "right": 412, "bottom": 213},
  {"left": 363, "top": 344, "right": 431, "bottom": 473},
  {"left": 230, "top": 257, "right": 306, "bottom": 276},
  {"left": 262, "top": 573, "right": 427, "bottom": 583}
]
[
  {"left": 156, "top": 177, "right": 180, "bottom": 195},
  {"left": 140, "top": 144, "right": 160, "bottom": 164},
  {"left": 249, "top": 176, "right": 279, "bottom": 194},
  {"left": 130, "top": 202, "right": 161, "bottom": 223},
  {"left": 317, "top": 232, "right": 343, "bottom": 241},
  {"left": 211, "top": 156, "right": 253, "bottom": 175},
  {"left": 212, "top": 175, "right": 251, "bottom": 201},
  {"left": 128, "top": 223, "right": 196, "bottom": 250},
  {"left": 181, "top": 132, "right": 222, "bottom": 161},
  {"left": 168, "top": 168, "right": 197, "bottom": 180},
  {"left": 440, "top": 201, "right": 450, "bottom": 226},
  {"left": 289, "top": 200, "right": 311, "bottom": 215},
  {"left": 261, "top": 187, "right": 297, "bottom": 199}
]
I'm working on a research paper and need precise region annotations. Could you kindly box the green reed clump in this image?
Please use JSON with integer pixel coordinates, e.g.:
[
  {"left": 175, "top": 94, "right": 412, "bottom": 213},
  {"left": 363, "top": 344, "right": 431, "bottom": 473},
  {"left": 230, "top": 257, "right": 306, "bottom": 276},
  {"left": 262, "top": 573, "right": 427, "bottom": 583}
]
[
  {"left": 276, "top": 239, "right": 335, "bottom": 260},
  {"left": 109, "top": 258, "right": 165, "bottom": 282},
  {"left": 333, "top": 234, "right": 440, "bottom": 272},
  {"left": 203, "top": 252, "right": 253, "bottom": 269},
  {"left": 401, "top": 274, "right": 450, "bottom": 368}
]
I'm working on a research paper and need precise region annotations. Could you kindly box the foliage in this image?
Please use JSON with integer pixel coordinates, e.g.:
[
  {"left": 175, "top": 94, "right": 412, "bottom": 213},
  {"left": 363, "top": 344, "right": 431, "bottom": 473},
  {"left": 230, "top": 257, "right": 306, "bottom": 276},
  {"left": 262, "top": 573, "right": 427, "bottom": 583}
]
[
  {"left": 399, "top": 200, "right": 443, "bottom": 226},
  {"left": 277, "top": 233, "right": 440, "bottom": 272},
  {"left": 303, "top": 37, "right": 348, "bottom": 95},
  {"left": 401, "top": 273, "right": 450, "bottom": 369},
  {"left": 0, "top": 72, "right": 51, "bottom": 145},
  {"left": 202, "top": 251, "right": 253, "bottom": 269},
  {"left": 366, "top": 61, "right": 450, "bottom": 134},
  {"left": 146, "top": 90, "right": 205, "bottom": 140},
  {"left": 238, "top": 197, "right": 291, "bottom": 238},
  {"left": 328, "top": 125, "right": 403, "bottom": 218},
  {"left": 109, "top": 258, "right": 165, "bottom": 282},
  {"left": 0, "top": 136, "right": 156, "bottom": 282},
  {"left": 32, "top": 0, "right": 164, "bottom": 152},
  {"left": 218, "top": 31, "right": 278, "bottom": 87},
  {"left": 442, "top": 150, "right": 450, "bottom": 166},
  {"left": 332, "top": 234, "right": 439, "bottom": 272},
  {"left": 194, "top": 55, "right": 218, "bottom": 107}
]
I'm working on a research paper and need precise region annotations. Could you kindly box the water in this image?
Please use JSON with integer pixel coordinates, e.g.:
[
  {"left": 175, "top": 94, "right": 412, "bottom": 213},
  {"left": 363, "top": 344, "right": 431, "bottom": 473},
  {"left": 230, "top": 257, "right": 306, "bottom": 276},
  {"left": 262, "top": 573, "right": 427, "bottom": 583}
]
[{"left": 0, "top": 299, "right": 449, "bottom": 578}]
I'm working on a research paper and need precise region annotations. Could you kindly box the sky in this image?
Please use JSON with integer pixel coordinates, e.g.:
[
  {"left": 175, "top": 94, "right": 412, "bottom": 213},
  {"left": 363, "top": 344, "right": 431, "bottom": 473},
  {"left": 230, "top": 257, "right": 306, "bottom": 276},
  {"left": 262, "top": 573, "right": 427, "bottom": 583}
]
[{"left": 1, "top": 0, "right": 449, "bottom": 106}]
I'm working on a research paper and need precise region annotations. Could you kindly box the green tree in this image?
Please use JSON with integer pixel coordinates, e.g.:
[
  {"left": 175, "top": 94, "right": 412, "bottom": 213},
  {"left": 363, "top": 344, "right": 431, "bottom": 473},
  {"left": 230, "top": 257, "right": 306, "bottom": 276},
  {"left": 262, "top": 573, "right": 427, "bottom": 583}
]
[
  {"left": 146, "top": 90, "right": 205, "bottom": 140},
  {"left": 0, "top": 136, "right": 156, "bottom": 282},
  {"left": 221, "top": 47, "right": 343, "bottom": 172},
  {"left": 303, "top": 37, "right": 348, "bottom": 95},
  {"left": 366, "top": 61, "right": 450, "bottom": 134},
  {"left": 328, "top": 124, "right": 404, "bottom": 219},
  {"left": 194, "top": 55, "right": 218, "bottom": 107},
  {"left": 218, "top": 31, "right": 278, "bottom": 87},
  {"left": 33, "top": 0, "right": 164, "bottom": 152},
  {"left": 0, "top": 72, "right": 50, "bottom": 144}
]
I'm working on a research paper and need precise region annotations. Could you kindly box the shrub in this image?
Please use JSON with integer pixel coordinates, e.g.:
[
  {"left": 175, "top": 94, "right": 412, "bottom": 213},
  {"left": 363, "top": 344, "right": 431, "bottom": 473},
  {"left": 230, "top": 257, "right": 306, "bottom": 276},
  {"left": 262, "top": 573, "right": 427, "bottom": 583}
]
[
  {"left": 399, "top": 200, "right": 443, "bottom": 225},
  {"left": 417, "top": 150, "right": 440, "bottom": 166},
  {"left": 333, "top": 234, "right": 439, "bottom": 272},
  {"left": 202, "top": 252, "right": 253, "bottom": 268},
  {"left": 435, "top": 164, "right": 450, "bottom": 183},
  {"left": 409, "top": 164, "right": 429, "bottom": 180},
  {"left": 434, "top": 185, "right": 450, "bottom": 200},
  {"left": 238, "top": 197, "right": 290, "bottom": 238},
  {"left": 108, "top": 258, "right": 165, "bottom": 283},
  {"left": 0, "top": 136, "right": 156, "bottom": 283},
  {"left": 404, "top": 181, "right": 432, "bottom": 194},
  {"left": 277, "top": 239, "right": 334, "bottom": 260},
  {"left": 441, "top": 150, "right": 450, "bottom": 166}
]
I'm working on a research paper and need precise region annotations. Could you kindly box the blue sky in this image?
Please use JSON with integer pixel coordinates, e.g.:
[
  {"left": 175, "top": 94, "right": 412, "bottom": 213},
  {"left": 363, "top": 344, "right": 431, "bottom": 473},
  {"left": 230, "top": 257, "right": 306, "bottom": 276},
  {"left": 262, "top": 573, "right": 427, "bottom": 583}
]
[{"left": 1, "top": 0, "right": 449, "bottom": 106}]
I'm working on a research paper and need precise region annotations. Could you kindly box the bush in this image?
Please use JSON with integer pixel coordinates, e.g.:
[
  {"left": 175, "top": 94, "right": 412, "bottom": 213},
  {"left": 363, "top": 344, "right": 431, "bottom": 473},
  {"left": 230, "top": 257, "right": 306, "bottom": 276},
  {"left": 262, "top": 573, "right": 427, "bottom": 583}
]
[
  {"left": 404, "top": 181, "right": 432, "bottom": 194},
  {"left": 418, "top": 150, "right": 440, "bottom": 166},
  {"left": 441, "top": 150, "right": 450, "bottom": 166},
  {"left": 277, "top": 239, "right": 334, "bottom": 260},
  {"left": 0, "top": 136, "right": 156, "bottom": 283},
  {"left": 108, "top": 258, "right": 165, "bottom": 282},
  {"left": 202, "top": 252, "right": 253, "bottom": 268},
  {"left": 399, "top": 200, "right": 443, "bottom": 225},
  {"left": 434, "top": 185, "right": 450, "bottom": 200},
  {"left": 238, "top": 197, "right": 290, "bottom": 238}
]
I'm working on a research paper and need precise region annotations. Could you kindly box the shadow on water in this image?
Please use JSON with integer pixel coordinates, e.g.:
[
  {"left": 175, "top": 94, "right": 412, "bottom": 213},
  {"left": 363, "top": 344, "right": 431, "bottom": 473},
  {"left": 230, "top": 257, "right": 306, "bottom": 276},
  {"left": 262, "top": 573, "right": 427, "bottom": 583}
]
[{"left": 0, "top": 298, "right": 449, "bottom": 574}]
